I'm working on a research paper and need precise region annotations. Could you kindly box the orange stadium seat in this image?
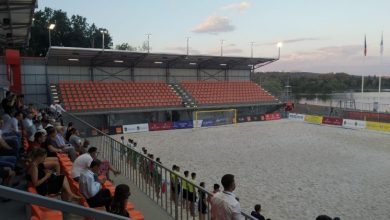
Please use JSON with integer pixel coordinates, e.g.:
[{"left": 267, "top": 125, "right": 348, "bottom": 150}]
[
  {"left": 58, "top": 81, "right": 182, "bottom": 111},
  {"left": 180, "top": 81, "right": 277, "bottom": 106}
]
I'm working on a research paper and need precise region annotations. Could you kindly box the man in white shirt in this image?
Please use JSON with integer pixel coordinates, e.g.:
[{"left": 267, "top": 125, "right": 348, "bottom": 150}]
[
  {"left": 211, "top": 174, "right": 242, "bottom": 220},
  {"left": 71, "top": 147, "right": 98, "bottom": 181},
  {"left": 79, "top": 160, "right": 112, "bottom": 211}
]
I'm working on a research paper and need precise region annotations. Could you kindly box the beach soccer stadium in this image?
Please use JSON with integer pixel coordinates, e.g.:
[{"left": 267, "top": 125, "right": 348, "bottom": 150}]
[{"left": 1, "top": 1, "right": 390, "bottom": 220}]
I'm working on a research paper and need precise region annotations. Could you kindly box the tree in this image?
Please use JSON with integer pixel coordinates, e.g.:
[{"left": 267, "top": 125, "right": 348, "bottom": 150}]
[
  {"left": 26, "top": 7, "right": 113, "bottom": 56},
  {"left": 115, "top": 43, "right": 137, "bottom": 51}
]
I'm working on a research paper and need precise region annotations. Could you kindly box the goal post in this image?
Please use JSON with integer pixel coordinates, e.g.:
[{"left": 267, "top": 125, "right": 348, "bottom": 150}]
[{"left": 194, "top": 109, "right": 237, "bottom": 128}]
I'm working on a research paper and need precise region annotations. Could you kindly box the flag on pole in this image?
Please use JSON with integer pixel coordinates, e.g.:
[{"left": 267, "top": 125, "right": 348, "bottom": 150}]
[
  {"left": 364, "top": 35, "right": 367, "bottom": 56},
  {"left": 380, "top": 32, "right": 384, "bottom": 55}
]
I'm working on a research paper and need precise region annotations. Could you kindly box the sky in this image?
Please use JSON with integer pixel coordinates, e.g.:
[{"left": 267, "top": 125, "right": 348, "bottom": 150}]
[{"left": 38, "top": 0, "right": 390, "bottom": 76}]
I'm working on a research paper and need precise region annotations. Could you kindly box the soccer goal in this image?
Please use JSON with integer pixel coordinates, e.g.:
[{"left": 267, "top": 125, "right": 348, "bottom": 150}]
[{"left": 194, "top": 109, "right": 237, "bottom": 128}]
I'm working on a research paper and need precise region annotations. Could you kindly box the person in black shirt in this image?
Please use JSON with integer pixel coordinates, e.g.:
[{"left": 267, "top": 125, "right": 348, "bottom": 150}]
[
  {"left": 251, "top": 204, "right": 266, "bottom": 220},
  {"left": 110, "top": 184, "right": 131, "bottom": 217}
]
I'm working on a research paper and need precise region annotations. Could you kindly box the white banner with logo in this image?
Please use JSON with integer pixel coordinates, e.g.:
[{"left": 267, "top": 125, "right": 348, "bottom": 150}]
[
  {"left": 342, "top": 119, "right": 366, "bottom": 129},
  {"left": 193, "top": 120, "right": 203, "bottom": 128},
  {"left": 122, "top": 123, "right": 149, "bottom": 133},
  {"left": 288, "top": 113, "right": 305, "bottom": 121}
]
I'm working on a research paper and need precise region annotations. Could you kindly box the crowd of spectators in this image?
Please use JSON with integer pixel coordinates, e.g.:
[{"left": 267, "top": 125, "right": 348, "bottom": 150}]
[{"left": 0, "top": 92, "right": 131, "bottom": 218}]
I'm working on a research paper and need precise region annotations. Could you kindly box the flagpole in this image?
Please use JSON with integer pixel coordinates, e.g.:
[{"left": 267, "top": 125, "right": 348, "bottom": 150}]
[
  {"left": 378, "top": 31, "right": 383, "bottom": 111},
  {"left": 361, "top": 34, "right": 366, "bottom": 109}
]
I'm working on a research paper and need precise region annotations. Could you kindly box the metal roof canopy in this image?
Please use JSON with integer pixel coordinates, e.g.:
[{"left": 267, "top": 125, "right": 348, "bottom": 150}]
[
  {"left": 0, "top": 0, "right": 36, "bottom": 48},
  {"left": 46, "top": 47, "right": 278, "bottom": 70}
]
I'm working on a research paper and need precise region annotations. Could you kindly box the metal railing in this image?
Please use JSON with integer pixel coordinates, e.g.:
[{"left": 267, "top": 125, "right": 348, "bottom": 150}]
[
  {"left": 62, "top": 111, "right": 256, "bottom": 220},
  {"left": 0, "top": 185, "right": 129, "bottom": 220}
]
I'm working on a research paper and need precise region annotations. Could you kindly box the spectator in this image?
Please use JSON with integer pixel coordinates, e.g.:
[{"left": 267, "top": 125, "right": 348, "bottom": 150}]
[
  {"left": 80, "top": 139, "right": 90, "bottom": 154},
  {"left": 188, "top": 172, "right": 197, "bottom": 216},
  {"left": 251, "top": 204, "right": 265, "bottom": 220},
  {"left": 120, "top": 136, "right": 125, "bottom": 145},
  {"left": 79, "top": 160, "right": 112, "bottom": 211},
  {"left": 49, "top": 101, "right": 66, "bottom": 118},
  {"left": 198, "top": 182, "right": 207, "bottom": 220},
  {"left": 182, "top": 170, "right": 189, "bottom": 209},
  {"left": 65, "top": 122, "right": 73, "bottom": 140},
  {"left": 208, "top": 183, "right": 221, "bottom": 220},
  {"left": 110, "top": 184, "right": 131, "bottom": 217},
  {"left": 127, "top": 139, "right": 135, "bottom": 148},
  {"left": 72, "top": 147, "right": 98, "bottom": 181},
  {"left": 0, "top": 166, "right": 16, "bottom": 189},
  {"left": 44, "top": 126, "right": 77, "bottom": 161},
  {"left": 211, "top": 174, "right": 241, "bottom": 220},
  {"left": 0, "top": 118, "right": 18, "bottom": 157},
  {"left": 26, "top": 148, "right": 80, "bottom": 201},
  {"left": 170, "top": 165, "right": 177, "bottom": 202},
  {"left": 69, "top": 128, "right": 82, "bottom": 152},
  {"left": 23, "top": 110, "right": 36, "bottom": 142}
]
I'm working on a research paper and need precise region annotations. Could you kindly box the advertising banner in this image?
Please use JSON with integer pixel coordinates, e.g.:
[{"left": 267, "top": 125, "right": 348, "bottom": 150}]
[
  {"left": 122, "top": 123, "right": 149, "bottom": 133},
  {"left": 148, "top": 122, "right": 173, "bottom": 131},
  {"left": 366, "top": 121, "right": 390, "bottom": 132},
  {"left": 193, "top": 120, "right": 203, "bottom": 128},
  {"left": 342, "top": 119, "right": 366, "bottom": 129},
  {"left": 288, "top": 113, "right": 305, "bottom": 121},
  {"left": 322, "top": 117, "right": 343, "bottom": 126},
  {"left": 264, "top": 113, "right": 282, "bottom": 121},
  {"left": 173, "top": 120, "right": 194, "bottom": 129},
  {"left": 304, "top": 115, "right": 323, "bottom": 124},
  {"left": 237, "top": 116, "right": 246, "bottom": 123},
  {"left": 201, "top": 119, "right": 215, "bottom": 127},
  {"left": 251, "top": 115, "right": 261, "bottom": 121}
]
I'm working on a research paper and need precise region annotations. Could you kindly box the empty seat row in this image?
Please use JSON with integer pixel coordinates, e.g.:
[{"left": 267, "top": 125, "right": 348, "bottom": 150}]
[{"left": 181, "top": 81, "right": 277, "bottom": 106}]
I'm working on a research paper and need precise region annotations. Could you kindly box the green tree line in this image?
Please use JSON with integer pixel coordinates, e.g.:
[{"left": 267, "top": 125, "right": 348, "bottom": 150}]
[
  {"left": 23, "top": 7, "right": 146, "bottom": 56},
  {"left": 254, "top": 72, "right": 390, "bottom": 97}
]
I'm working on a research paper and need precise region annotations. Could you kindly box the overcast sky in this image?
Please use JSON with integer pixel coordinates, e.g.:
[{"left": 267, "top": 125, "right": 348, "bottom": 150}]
[{"left": 39, "top": 0, "right": 390, "bottom": 75}]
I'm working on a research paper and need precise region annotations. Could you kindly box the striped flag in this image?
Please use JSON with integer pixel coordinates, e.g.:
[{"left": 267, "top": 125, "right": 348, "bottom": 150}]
[
  {"left": 380, "top": 32, "right": 384, "bottom": 55},
  {"left": 364, "top": 35, "right": 367, "bottom": 56}
]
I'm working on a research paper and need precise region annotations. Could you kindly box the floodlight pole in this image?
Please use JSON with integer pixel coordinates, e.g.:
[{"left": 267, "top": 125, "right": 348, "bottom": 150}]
[
  {"left": 100, "top": 29, "right": 108, "bottom": 51},
  {"left": 49, "top": 29, "right": 52, "bottom": 47},
  {"left": 186, "top": 37, "right": 190, "bottom": 56},
  {"left": 48, "top": 23, "right": 55, "bottom": 48},
  {"left": 250, "top": 42, "right": 255, "bottom": 58},
  {"left": 220, "top": 40, "right": 225, "bottom": 56},
  {"left": 146, "top": 33, "right": 152, "bottom": 53}
]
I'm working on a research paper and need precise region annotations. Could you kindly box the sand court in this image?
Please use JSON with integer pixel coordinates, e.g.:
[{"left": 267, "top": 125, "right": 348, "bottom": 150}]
[{"left": 115, "top": 120, "right": 390, "bottom": 220}]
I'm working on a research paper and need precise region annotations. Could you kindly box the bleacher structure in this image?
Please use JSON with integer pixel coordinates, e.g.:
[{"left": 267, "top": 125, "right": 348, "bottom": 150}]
[{"left": 54, "top": 81, "right": 277, "bottom": 112}]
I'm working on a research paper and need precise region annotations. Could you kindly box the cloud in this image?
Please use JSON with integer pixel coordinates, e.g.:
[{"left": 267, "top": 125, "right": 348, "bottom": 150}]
[
  {"left": 191, "top": 16, "right": 235, "bottom": 34},
  {"left": 221, "top": 1, "right": 251, "bottom": 12},
  {"left": 165, "top": 46, "right": 201, "bottom": 55},
  {"left": 261, "top": 37, "right": 321, "bottom": 46},
  {"left": 260, "top": 44, "right": 390, "bottom": 75}
]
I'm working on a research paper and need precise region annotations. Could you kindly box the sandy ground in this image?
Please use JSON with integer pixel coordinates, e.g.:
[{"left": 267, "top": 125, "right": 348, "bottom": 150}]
[{"left": 112, "top": 120, "right": 390, "bottom": 220}]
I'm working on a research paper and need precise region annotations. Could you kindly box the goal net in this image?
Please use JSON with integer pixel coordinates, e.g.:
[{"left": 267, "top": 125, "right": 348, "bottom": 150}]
[{"left": 194, "top": 109, "right": 237, "bottom": 128}]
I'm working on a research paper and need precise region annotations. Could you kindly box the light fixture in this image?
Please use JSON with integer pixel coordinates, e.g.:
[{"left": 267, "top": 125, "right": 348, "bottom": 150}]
[
  {"left": 114, "top": 60, "right": 124, "bottom": 63},
  {"left": 277, "top": 42, "right": 283, "bottom": 48},
  {"left": 248, "top": 64, "right": 253, "bottom": 67},
  {"left": 189, "top": 62, "right": 197, "bottom": 65},
  {"left": 68, "top": 58, "right": 79, "bottom": 62},
  {"left": 48, "top": 24, "right": 55, "bottom": 30},
  {"left": 220, "top": 63, "right": 227, "bottom": 66},
  {"left": 154, "top": 61, "right": 163, "bottom": 64}
]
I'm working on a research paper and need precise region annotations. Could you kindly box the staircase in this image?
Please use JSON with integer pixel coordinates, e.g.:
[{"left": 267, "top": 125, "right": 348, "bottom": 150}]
[
  {"left": 49, "top": 84, "right": 60, "bottom": 104},
  {"left": 169, "top": 83, "right": 197, "bottom": 108}
]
